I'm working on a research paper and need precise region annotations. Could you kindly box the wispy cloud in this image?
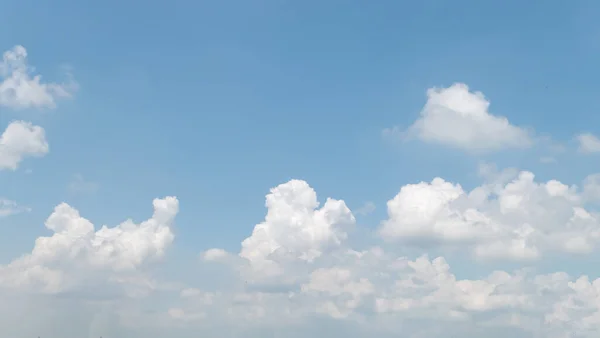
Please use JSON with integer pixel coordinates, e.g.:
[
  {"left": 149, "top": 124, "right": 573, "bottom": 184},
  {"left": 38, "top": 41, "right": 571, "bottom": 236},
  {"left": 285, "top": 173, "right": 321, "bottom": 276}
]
[
  {"left": 354, "top": 201, "right": 376, "bottom": 216},
  {"left": 67, "top": 174, "right": 99, "bottom": 195},
  {"left": 0, "top": 198, "right": 30, "bottom": 217}
]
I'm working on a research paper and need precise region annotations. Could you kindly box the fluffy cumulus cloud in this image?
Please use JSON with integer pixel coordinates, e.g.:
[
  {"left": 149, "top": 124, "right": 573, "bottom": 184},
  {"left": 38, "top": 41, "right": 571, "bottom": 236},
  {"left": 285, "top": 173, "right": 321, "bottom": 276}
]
[
  {"left": 0, "top": 196, "right": 179, "bottom": 295},
  {"left": 11, "top": 168, "right": 595, "bottom": 336},
  {"left": 379, "top": 167, "right": 600, "bottom": 261},
  {"left": 0, "top": 120, "right": 49, "bottom": 170},
  {"left": 389, "top": 83, "right": 532, "bottom": 153},
  {"left": 0, "top": 193, "right": 180, "bottom": 338},
  {"left": 6, "top": 168, "right": 600, "bottom": 337},
  {"left": 0, "top": 45, "right": 76, "bottom": 109},
  {"left": 0, "top": 44, "right": 77, "bottom": 172},
  {"left": 177, "top": 176, "right": 600, "bottom": 337},
  {"left": 236, "top": 180, "right": 355, "bottom": 279}
]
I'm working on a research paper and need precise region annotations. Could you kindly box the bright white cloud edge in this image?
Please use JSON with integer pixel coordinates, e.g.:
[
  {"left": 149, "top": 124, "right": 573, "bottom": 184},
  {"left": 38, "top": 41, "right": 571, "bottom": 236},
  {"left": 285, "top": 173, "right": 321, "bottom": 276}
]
[
  {"left": 0, "top": 120, "right": 49, "bottom": 170},
  {"left": 0, "top": 197, "right": 30, "bottom": 217},
  {"left": 191, "top": 174, "right": 600, "bottom": 337},
  {"left": 5, "top": 170, "right": 600, "bottom": 337},
  {"left": 0, "top": 45, "right": 77, "bottom": 109},
  {"left": 576, "top": 132, "right": 600, "bottom": 153},
  {"left": 385, "top": 83, "right": 533, "bottom": 153}
]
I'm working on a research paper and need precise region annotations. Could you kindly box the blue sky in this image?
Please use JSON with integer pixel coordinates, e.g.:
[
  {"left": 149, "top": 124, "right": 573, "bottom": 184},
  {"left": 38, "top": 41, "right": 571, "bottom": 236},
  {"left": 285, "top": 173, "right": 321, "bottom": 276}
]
[
  {"left": 2, "top": 0, "right": 599, "bottom": 250},
  {"left": 3, "top": 0, "right": 600, "bottom": 337}
]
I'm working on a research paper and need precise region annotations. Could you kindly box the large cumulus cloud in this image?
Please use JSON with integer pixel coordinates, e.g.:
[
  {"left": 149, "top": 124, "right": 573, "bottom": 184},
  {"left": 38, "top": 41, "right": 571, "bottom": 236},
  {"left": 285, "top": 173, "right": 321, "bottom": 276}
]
[
  {"left": 380, "top": 167, "right": 600, "bottom": 261},
  {"left": 186, "top": 175, "right": 600, "bottom": 337},
  {"left": 386, "top": 83, "right": 532, "bottom": 153},
  {"left": 0, "top": 196, "right": 179, "bottom": 295}
]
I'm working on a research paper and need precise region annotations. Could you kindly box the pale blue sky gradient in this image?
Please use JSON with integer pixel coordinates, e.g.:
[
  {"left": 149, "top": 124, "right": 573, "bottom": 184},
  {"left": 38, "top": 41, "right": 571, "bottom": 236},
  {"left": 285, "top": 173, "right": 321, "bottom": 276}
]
[{"left": 2, "top": 0, "right": 600, "bottom": 285}]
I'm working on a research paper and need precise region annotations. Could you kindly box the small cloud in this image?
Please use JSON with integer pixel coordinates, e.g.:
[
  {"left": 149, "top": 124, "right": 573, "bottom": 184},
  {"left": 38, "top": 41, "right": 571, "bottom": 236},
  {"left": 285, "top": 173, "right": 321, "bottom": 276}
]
[
  {"left": 201, "top": 248, "right": 229, "bottom": 262},
  {"left": 388, "top": 83, "right": 532, "bottom": 153},
  {"left": 168, "top": 308, "right": 185, "bottom": 319},
  {"left": 576, "top": 133, "right": 600, "bottom": 153},
  {"left": 540, "top": 156, "right": 557, "bottom": 164},
  {"left": 355, "top": 201, "right": 376, "bottom": 216},
  {"left": 0, "top": 198, "right": 31, "bottom": 217},
  {"left": 0, "top": 45, "right": 77, "bottom": 110},
  {"left": 68, "top": 174, "right": 99, "bottom": 195},
  {"left": 0, "top": 121, "right": 49, "bottom": 170}
]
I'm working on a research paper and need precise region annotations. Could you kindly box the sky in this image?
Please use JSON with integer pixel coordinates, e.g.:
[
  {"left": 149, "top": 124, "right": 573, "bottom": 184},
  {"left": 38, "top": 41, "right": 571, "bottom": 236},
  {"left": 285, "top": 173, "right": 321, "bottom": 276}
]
[{"left": 3, "top": 0, "right": 600, "bottom": 337}]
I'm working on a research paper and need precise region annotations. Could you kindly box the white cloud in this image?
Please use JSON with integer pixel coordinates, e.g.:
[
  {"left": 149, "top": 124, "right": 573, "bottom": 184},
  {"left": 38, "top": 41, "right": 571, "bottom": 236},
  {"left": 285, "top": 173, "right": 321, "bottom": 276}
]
[
  {"left": 0, "top": 120, "right": 49, "bottom": 170},
  {"left": 0, "top": 45, "right": 76, "bottom": 109},
  {"left": 388, "top": 83, "right": 532, "bottom": 153},
  {"left": 576, "top": 133, "right": 600, "bottom": 153},
  {"left": 238, "top": 179, "right": 355, "bottom": 279},
  {"left": 179, "top": 177, "right": 600, "bottom": 337},
  {"left": 0, "top": 198, "right": 30, "bottom": 217},
  {"left": 583, "top": 174, "right": 600, "bottom": 204},
  {"left": 0, "top": 196, "right": 179, "bottom": 294},
  {"left": 379, "top": 169, "right": 600, "bottom": 261},
  {"left": 170, "top": 247, "right": 600, "bottom": 338},
  {"left": 7, "top": 177, "right": 600, "bottom": 337},
  {"left": 0, "top": 45, "right": 74, "bottom": 172},
  {"left": 201, "top": 248, "right": 230, "bottom": 261}
]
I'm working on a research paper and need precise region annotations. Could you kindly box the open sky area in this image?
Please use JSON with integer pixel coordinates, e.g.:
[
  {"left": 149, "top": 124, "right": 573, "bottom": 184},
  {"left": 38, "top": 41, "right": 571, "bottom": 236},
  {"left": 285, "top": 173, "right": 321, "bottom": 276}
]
[{"left": 3, "top": 0, "right": 600, "bottom": 337}]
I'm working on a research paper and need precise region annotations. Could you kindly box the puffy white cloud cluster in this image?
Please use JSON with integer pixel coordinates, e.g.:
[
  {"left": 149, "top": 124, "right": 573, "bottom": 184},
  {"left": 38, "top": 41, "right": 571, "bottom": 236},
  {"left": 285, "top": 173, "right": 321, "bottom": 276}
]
[
  {"left": 391, "top": 83, "right": 532, "bottom": 153},
  {"left": 185, "top": 248, "right": 600, "bottom": 337},
  {"left": 0, "top": 193, "right": 180, "bottom": 337},
  {"left": 186, "top": 176, "right": 600, "bottom": 337},
  {"left": 0, "top": 44, "right": 74, "bottom": 172},
  {"left": 0, "top": 196, "right": 179, "bottom": 295},
  {"left": 237, "top": 180, "right": 355, "bottom": 280},
  {"left": 380, "top": 167, "right": 600, "bottom": 261},
  {"left": 0, "top": 120, "right": 48, "bottom": 170}
]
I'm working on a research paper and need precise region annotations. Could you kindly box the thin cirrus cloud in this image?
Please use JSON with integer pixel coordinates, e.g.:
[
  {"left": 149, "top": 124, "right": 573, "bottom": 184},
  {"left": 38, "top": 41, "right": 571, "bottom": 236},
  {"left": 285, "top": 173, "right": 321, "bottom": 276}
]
[
  {"left": 0, "top": 198, "right": 30, "bottom": 217},
  {"left": 67, "top": 173, "right": 99, "bottom": 194},
  {"left": 384, "top": 83, "right": 533, "bottom": 153},
  {"left": 354, "top": 201, "right": 376, "bottom": 216}
]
